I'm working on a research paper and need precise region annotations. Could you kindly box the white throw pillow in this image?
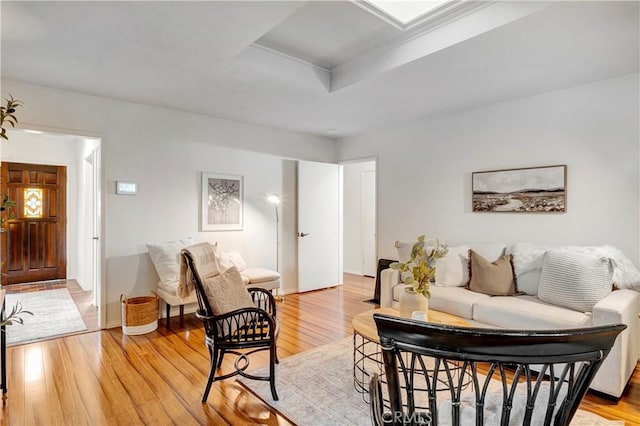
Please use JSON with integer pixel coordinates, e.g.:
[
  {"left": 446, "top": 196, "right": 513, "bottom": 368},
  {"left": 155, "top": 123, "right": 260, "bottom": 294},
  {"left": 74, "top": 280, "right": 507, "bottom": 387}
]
[
  {"left": 559, "top": 245, "right": 640, "bottom": 291},
  {"left": 218, "top": 250, "right": 247, "bottom": 272},
  {"left": 469, "top": 242, "right": 506, "bottom": 262},
  {"left": 538, "top": 249, "right": 613, "bottom": 313},
  {"left": 507, "top": 243, "right": 549, "bottom": 295},
  {"left": 608, "top": 246, "right": 640, "bottom": 290},
  {"left": 395, "top": 239, "right": 438, "bottom": 263},
  {"left": 395, "top": 241, "right": 413, "bottom": 263},
  {"left": 435, "top": 245, "right": 470, "bottom": 287},
  {"left": 147, "top": 237, "right": 196, "bottom": 285},
  {"left": 227, "top": 251, "right": 247, "bottom": 272}
]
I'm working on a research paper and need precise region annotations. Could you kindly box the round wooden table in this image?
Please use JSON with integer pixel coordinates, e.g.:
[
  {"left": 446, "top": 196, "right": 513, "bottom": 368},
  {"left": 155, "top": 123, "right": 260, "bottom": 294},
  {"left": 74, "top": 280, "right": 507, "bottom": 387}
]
[{"left": 352, "top": 307, "right": 471, "bottom": 401}]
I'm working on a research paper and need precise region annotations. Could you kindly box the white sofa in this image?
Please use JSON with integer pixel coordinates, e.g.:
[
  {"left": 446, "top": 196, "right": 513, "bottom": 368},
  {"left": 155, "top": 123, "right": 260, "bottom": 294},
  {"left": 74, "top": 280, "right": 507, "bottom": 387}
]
[
  {"left": 148, "top": 238, "right": 280, "bottom": 327},
  {"left": 380, "top": 242, "right": 640, "bottom": 399}
]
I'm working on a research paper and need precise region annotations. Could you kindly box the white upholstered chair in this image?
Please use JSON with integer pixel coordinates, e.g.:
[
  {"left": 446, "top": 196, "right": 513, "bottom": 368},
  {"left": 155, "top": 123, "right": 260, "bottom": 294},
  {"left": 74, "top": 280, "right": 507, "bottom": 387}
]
[{"left": 148, "top": 239, "right": 280, "bottom": 327}]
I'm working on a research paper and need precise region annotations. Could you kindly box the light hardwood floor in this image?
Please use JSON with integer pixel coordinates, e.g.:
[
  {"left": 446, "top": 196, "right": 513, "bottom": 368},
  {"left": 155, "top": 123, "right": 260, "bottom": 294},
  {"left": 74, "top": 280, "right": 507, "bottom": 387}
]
[{"left": 1, "top": 274, "right": 639, "bottom": 425}]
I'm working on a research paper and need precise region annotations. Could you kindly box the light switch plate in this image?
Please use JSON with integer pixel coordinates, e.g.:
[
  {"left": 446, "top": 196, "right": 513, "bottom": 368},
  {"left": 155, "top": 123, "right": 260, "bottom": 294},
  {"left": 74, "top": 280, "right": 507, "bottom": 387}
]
[{"left": 116, "top": 181, "right": 137, "bottom": 195}]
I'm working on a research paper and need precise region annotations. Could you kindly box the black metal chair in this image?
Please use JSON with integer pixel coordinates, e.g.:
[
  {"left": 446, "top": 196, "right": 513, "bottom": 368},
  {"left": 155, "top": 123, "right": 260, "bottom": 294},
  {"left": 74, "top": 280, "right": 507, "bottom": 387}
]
[
  {"left": 369, "top": 313, "right": 625, "bottom": 426},
  {"left": 182, "top": 250, "right": 279, "bottom": 402}
]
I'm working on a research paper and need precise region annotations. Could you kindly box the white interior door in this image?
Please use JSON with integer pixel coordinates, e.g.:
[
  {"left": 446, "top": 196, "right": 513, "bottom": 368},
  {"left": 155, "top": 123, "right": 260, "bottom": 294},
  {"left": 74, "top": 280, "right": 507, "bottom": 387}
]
[
  {"left": 91, "top": 147, "right": 101, "bottom": 307},
  {"left": 361, "top": 170, "right": 376, "bottom": 277},
  {"left": 298, "top": 160, "right": 342, "bottom": 292}
]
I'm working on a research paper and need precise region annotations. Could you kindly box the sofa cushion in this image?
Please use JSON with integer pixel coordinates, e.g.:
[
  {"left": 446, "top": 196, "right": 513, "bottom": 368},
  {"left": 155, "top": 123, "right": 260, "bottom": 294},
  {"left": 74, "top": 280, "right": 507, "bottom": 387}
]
[
  {"left": 473, "top": 295, "right": 592, "bottom": 329},
  {"left": 435, "top": 245, "right": 470, "bottom": 287},
  {"left": 393, "top": 284, "right": 488, "bottom": 320},
  {"left": 429, "top": 286, "right": 491, "bottom": 319},
  {"left": 157, "top": 279, "right": 179, "bottom": 296},
  {"left": 538, "top": 249, "right": 613, "bottom": 313},
  {"left": 468, "top": 250, "right": 516, "bottom": 296},
  {"left": 147, "top": 237, "right": 196, "bottom": 285},
  {"left": 507, "top": 242, "right": 549, "bottom": 295},
  {"left": 242, "top": 267, "right": 280, "bottom": 284}
]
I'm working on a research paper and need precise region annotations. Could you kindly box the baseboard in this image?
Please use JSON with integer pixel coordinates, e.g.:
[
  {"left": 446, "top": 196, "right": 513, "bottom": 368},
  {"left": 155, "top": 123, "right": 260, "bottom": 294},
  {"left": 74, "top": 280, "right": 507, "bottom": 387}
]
[
  {"left": 278, "top": 286, "right": 298, "bottom": 295},
  {"left": 343, "top": 269, "right": 363, "bottom": 275}
]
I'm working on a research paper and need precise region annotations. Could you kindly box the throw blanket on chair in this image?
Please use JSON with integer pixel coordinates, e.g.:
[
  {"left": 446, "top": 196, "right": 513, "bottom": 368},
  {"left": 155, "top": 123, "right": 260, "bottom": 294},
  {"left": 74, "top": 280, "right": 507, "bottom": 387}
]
[{"left": 179, "top": 242, "right": 220, "bottom": 298}]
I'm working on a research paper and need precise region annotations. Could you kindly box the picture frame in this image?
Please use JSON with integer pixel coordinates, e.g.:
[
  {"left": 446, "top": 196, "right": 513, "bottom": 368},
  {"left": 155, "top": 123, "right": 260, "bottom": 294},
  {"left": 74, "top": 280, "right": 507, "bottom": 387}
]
[
  {"left": 472, "top": 165, "right": 566, "bottom": 213},
  {"left": 201, "top": 172, "right": 243, "bottom": 231}
]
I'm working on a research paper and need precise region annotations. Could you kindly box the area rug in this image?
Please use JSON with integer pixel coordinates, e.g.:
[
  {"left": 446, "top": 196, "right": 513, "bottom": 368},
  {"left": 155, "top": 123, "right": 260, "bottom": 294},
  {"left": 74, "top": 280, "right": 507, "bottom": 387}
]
[
  {"left": 238, "top": 337, "right": 624, "bottom": 426},
  {"left": 5, "top": 288, "right": 87, "bottom": 345}
]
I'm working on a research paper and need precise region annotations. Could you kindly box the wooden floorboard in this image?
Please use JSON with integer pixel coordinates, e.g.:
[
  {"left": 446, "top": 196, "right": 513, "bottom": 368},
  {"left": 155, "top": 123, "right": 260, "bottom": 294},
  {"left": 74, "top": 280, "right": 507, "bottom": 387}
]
[{"left": 1, "top": 274, "right": 638, "bottom": 425}]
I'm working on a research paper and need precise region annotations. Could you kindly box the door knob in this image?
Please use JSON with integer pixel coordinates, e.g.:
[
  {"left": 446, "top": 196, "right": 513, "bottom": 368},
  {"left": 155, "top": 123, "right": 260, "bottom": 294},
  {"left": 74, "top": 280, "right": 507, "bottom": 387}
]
[{"left": 298, "top": 232, "right": 309, "bottom": 237}]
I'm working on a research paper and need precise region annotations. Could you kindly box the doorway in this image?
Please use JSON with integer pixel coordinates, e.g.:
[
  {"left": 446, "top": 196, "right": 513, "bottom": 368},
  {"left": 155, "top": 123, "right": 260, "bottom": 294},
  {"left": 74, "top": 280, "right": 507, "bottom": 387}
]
[
  {"left": 297, "top": 160, "right": 343, "bottom": 292},
  {"left": 342, "top": 159, "right": 377, "bottom": 277},
  {"left": 0, "top": 129, "right": 103, "bottom": 340},
  {"left": 1, "top": 162, "right": 67, "bottom": 284}
]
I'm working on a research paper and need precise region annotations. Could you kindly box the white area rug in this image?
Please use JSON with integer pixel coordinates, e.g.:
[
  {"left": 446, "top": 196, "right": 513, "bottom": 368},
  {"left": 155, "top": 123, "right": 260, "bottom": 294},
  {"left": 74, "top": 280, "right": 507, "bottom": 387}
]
[
  {"left": 5, "top": 288, "right": 87, "bottom": 345},
  {"left": 239, "top": 337, "right": 624, "bottom": 426}
]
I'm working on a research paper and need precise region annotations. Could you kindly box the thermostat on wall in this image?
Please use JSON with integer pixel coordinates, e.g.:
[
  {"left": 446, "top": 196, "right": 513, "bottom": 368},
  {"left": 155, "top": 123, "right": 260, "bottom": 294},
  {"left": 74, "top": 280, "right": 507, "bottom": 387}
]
[{"left": 116, "top": 181, "right": 137, "bottom": 195}]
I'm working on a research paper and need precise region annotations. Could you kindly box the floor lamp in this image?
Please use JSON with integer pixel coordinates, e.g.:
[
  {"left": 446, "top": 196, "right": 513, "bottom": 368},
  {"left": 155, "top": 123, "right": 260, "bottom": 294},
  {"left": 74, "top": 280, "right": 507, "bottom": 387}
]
[{"left": 268, "top": 194, "right": 283, "bottom": 301}]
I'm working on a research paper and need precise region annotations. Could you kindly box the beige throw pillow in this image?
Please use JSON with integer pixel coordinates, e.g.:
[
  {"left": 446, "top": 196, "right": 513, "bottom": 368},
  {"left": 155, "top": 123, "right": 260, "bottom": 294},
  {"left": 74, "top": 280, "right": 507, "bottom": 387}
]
[
  {"left": 468, "top": 250, "right": 516, "bottom": 296},
  {"left": 202, "top": 266, "right": 254, "bottom": 315}
]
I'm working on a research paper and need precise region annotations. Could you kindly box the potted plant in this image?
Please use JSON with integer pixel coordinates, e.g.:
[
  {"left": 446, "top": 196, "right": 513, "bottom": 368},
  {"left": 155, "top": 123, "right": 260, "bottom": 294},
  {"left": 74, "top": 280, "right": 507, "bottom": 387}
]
[
  {"left": 0, "top": 94, "right": 31, "bottom": 328},
  {"left": 0, "top": 302, "right": 32, "bottom": 327},
  {"left": 0, "top": 195, "right": 16, "bottom": 231},
  {"left": 0, "top": 95, "right": 23, "bottom": 141},
  {"left": 390, "top": 235, "right": 448, "bottom": 318}
]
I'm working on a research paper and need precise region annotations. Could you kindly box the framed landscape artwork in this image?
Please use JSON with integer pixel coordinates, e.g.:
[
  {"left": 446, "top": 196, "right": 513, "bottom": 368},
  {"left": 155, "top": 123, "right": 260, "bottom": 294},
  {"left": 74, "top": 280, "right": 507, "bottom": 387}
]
[
  {"left": 201, "top": 172, "right": 244, "bottom": 231},
  {"left": 472, "top": 165, "right": 566, "bottom": 213}
]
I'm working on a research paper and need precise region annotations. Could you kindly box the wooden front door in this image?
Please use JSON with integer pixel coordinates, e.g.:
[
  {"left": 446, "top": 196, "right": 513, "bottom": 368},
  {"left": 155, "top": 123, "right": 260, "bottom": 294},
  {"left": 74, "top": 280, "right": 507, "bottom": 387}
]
[{"left": 1, "top": 162, "right": 67, "bottom": 284}]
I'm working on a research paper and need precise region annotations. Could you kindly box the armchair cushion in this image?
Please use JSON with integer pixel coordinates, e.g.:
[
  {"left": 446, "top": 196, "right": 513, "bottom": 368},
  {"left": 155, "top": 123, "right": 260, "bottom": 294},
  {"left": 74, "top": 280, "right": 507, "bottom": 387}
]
[{"left": 203, "top": 266, "right": 254, "bottom": 315}]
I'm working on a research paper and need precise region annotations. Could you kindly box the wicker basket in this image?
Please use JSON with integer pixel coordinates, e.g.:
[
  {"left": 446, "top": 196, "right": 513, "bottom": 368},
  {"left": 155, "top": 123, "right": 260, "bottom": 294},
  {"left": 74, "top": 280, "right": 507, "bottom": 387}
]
[{"left": 120, "top": 294, "right": 158, "bottom": 335}]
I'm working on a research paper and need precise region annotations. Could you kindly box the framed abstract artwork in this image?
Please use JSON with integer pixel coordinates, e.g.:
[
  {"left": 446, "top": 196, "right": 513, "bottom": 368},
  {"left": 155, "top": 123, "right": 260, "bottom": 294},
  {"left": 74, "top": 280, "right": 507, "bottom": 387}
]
[
  {"left": 201, "top": 172, "right": 243, "bottom": 231},
  {"left": 472, "top": 165, "right": 566, "bottom": 213}
]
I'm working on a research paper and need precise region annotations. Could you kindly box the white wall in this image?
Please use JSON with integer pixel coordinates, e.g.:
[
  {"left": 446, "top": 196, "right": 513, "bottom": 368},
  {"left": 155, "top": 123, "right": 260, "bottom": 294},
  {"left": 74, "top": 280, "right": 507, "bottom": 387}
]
[
  {"left": 1, "top": 79, "right": 337, "bottom": 327},
  {"left": 1, "top": 131, "right": 82, "bottom": 283},
  {"left": 337, "top": 74, "right": 640, "bottom": 264},
  {"left": 343, "top": 160, "right": 376, "bottom": 275}
]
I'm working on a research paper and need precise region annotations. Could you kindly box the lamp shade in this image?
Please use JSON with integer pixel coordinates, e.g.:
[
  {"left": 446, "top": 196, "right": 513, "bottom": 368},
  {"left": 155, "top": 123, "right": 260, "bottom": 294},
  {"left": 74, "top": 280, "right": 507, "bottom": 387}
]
[{"left": 268, "top": 194, "right": 280, "bottom": 204}]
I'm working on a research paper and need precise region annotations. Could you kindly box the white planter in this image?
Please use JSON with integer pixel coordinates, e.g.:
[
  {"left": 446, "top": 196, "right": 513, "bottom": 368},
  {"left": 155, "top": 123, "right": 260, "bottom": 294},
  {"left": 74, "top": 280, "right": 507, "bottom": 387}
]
[{"left": 399, "top": 287, "right": 429, "bottom": 319}]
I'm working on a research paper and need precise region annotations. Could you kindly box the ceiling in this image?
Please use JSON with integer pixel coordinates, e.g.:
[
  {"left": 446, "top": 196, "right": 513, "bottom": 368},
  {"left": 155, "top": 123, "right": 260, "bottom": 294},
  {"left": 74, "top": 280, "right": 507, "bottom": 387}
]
[{"left": 1, "top": 1, "right": 638, "bottom": 139}]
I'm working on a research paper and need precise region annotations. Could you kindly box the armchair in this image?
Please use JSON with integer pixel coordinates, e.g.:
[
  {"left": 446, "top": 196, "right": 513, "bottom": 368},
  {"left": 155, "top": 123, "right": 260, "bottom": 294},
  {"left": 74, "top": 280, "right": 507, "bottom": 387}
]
[
  {"left": 370, "top": 313, "right": 625, "bottom": 425},
  {"left": 180, "top": 243, "right": 279, "bottom": 402}
]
